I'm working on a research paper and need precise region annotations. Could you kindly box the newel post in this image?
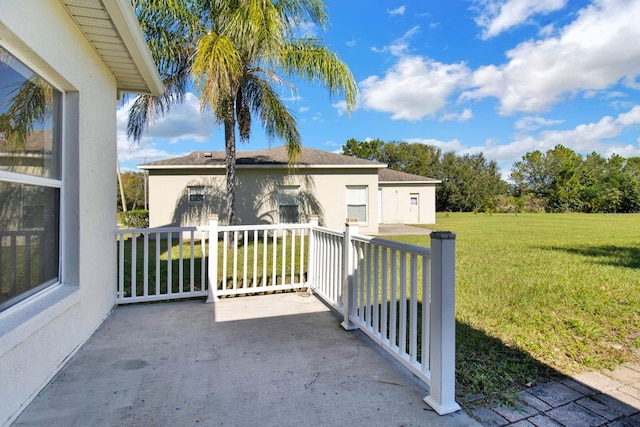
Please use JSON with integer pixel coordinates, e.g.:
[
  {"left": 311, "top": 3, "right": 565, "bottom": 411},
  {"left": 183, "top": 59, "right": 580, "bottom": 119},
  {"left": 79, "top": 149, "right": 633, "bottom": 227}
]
[
  {"left": 307, "top": 215, "right": 319, "bottom": 289},
  {"left": 341, "top": 219, "right": 359, "bottom": 331},
  {"left": 424, "top": 231, "right": 461, "bottom": 415},
  {"left": 206, "top": 214, "right": 219, "bottom": 303}
]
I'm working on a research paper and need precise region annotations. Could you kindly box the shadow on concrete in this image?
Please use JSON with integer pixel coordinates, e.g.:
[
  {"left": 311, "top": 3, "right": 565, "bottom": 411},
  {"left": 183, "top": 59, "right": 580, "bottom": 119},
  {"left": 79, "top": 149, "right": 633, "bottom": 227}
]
[{"left": 14, "top": 295, "right": 478, "bottom": 426}]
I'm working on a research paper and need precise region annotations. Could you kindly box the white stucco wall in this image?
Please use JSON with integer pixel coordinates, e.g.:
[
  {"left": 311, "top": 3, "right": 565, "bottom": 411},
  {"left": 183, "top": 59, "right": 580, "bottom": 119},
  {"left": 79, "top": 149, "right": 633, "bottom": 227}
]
[
  {"left": 379, "top": 183, "right": 438, "bottom": 225},
  {"left": 147, "top": 167, "right": 381, "bottom": 234},
  {"left": 0, "top": 1, "right": 118, "bottom": 424}
]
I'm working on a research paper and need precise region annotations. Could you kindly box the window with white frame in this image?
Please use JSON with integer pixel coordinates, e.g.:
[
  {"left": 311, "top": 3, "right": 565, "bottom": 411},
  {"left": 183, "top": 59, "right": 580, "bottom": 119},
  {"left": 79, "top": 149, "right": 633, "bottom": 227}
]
[
  {"left": 188, "top": 185, "right": 205, "bottom": 204},
  {"left": 0, "top": 45, "right": 63, "bottom": 312},
  {"left": 278, "top": 186, "right": 300, "bottom": 223},
  {"left": 346, "top": 185, "right": 367, "bottom": 223}
]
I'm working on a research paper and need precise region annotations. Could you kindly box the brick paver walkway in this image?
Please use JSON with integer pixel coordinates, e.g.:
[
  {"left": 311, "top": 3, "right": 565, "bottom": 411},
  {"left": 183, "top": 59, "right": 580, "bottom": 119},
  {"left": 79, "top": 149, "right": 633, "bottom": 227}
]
[{"left": 469, "top": 363, "right": 640, "bottom": 427}]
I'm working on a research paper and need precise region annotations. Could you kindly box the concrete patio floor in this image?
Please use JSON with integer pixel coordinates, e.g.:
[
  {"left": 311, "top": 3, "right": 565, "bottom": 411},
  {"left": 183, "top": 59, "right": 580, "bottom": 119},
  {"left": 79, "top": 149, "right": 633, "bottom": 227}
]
[{"left": 14, "top": 293, "right": 479, "bottom": 426}]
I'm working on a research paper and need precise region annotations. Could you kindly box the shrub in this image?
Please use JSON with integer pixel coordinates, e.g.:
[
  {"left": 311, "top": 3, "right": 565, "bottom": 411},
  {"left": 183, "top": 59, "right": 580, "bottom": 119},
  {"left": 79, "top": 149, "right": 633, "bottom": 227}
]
[{"left": 120, "top": 209, "right": 149, "bottom": 229}]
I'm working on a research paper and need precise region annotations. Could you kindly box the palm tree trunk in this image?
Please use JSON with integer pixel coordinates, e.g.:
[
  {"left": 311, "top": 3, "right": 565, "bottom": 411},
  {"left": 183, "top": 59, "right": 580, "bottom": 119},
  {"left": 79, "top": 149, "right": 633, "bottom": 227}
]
[{"left": 224, "top": 99, "right": 236, "bottom": 225}]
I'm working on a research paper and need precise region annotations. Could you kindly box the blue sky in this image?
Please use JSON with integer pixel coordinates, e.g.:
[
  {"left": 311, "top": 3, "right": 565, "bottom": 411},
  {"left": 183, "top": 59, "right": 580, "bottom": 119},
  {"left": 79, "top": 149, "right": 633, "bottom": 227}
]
[{"left": 117, "top": 0, "right": 640, "bottom": 179}]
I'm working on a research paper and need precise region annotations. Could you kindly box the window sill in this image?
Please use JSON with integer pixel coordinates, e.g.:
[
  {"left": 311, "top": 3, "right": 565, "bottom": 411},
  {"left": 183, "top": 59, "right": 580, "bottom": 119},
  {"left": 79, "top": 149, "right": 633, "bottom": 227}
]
[{"left": 0, "top": 284, "right": 80, "bottom": 358}]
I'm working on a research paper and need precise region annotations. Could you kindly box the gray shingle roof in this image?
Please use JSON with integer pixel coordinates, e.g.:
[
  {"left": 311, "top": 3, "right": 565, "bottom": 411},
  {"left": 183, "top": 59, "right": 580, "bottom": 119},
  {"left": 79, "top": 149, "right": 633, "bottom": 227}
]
[
  {"left": 140, "top": 146, "right": 385, "bottom": 168},
  {"left": 378, "top": 168, "right": 440, "bottom": 183}
]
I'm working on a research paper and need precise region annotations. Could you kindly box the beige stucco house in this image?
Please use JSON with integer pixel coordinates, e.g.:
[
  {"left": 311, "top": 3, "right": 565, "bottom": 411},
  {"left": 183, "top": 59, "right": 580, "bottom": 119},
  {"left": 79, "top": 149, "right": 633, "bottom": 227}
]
[
  {"left": 0, "top": 1, "right": 162, "bottom": 424},
  {"left": 140, "top": 146, "right": 440, "bottom": 234}
]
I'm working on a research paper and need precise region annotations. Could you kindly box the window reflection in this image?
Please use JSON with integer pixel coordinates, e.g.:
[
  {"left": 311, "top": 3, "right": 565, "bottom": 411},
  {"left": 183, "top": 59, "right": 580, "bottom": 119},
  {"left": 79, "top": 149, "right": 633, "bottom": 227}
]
[
  {"left": 0, "top": 46, "right": 61, "bottom": 179},
  {"left": 0, "top": 45, "right": 62, "bottom": 311},
  {"left": 0, "top": 181, "right": 59, "bottom": 310}
]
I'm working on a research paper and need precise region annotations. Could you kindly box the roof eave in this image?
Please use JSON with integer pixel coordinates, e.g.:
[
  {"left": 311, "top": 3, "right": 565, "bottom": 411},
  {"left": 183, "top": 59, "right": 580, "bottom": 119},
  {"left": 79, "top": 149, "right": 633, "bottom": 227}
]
[
  {"left": 102, "top": 0, "right": 163, "bottom": 96},
  {"left": 380, "top": 180, "right": 441, "bottom": 185},
  {"left": 140, "top": 163, "right": 387, "bottom": 170},
  {"left": 60, "top": 0, "right": 163, "bottom": 96}
]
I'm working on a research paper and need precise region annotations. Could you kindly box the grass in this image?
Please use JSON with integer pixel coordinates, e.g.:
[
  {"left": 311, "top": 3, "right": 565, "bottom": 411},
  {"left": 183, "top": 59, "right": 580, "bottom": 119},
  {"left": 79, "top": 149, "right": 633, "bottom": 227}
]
[{"left": 397, "top": 212, "right": 640, "bottom": 405}]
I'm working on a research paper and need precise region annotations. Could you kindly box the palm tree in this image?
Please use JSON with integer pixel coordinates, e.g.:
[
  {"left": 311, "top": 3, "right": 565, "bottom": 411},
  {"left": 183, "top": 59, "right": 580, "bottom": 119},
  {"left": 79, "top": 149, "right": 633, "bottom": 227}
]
[{"left": 127, "top": 0, "right": 358, "bottom": 224}]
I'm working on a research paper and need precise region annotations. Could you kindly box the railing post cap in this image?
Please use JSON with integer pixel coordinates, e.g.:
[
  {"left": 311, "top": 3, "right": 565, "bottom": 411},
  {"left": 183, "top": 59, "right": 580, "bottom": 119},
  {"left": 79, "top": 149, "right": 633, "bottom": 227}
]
[
  {"left": 430, "top": 231, "right": 456, "bottom": 240},
  {"left": 209, "top": 214, "right": 219, "bottom": 220},
  {"left": 345, "top": 218, "right": 358, "bottom": 224},
  {"left": 309, "top": 214, "right": 319, "bottom": 220}
]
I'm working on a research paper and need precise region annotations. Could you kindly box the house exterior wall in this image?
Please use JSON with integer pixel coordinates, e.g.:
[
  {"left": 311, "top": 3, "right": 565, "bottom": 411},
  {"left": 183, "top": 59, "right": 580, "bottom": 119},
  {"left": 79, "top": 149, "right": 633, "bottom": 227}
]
[
  {"left": 147, "top": 167, "right": 381, "bottom": 234},
  {"left": 0, "top": 1, "right": 118, "bottom": 424},
  {"left": 379, "top": 183, "right": 438, "bottom": 225}
]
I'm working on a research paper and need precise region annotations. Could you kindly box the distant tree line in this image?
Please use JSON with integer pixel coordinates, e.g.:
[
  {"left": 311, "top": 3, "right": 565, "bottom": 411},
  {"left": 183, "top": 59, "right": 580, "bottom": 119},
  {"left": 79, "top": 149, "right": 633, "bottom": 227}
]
[
  {"left": 510, "top": 145, "right": 640, "bottom": 213},
  {"left": 342, "top": 138, "right": 508, "bottom": 212},
  {"left": 342, "top": 139, "right": 640, "bottom": 213}
]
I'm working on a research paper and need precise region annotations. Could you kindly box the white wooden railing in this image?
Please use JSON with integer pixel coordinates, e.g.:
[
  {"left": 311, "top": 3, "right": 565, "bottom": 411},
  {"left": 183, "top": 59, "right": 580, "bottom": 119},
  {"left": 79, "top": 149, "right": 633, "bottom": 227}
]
[
  {"left": 115, "top": 216, "right": 459, "bottom": 415},
  {"left": 206, "top": 216, "right": 311, "bottom": 302},
  {"left": 115, "top": 227, "right": 209, "bottom": 303},
  {"left": 340, "top": 220, "right": 460, "bottom": 415}
]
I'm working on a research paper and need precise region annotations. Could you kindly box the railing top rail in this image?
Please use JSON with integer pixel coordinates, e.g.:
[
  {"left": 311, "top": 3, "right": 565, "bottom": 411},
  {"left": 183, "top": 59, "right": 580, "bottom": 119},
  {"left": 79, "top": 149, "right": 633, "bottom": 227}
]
[
  {"left": 311, "top": 226, "right": 344, "bottom": 238},
  {"left": 115, "top": 226, "right": 198, "bottom": 235},
  {"left": 350, "top": 232, "right": 431, "bottom": 257},
  {"left": 211, "top": 223, "right": 312, "bottom": 232}
]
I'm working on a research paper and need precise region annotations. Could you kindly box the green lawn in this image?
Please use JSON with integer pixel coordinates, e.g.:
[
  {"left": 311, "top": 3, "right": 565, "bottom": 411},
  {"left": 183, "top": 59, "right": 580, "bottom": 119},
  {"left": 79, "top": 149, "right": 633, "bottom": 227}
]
[{"left": 400, "top": 212, "right": 640, "bottom": 404}]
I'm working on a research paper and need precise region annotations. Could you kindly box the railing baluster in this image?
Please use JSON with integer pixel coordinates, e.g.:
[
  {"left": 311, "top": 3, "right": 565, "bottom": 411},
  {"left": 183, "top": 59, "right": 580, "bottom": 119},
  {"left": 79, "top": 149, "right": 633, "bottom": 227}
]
[
  {"left": 143, "top": 234, "right": 149, "bottom": 297},
  {"left": 233, "top": 231, "right": 238, "bottom": 290},
  {"left": 421, "top": 255, "right": 429, "bottom": 371},
  {"left": 243, "top": 230, "right": 248, "bottom": 289},
  {"left": 399, "top": 251, "right": 407, "bottom": 357},
  {"left": 167, "top": 232, "right": 173, "bottom": 295},
  {"left": 178, "top": 232, "right": 184, "bottom": 294},
  {"left": 155, "top": 232, "right": 160, "bottom": 296},
  {"left": 253, "top": 230, "right": 258, "bottom": 288},
  {"left": 390, "top": 248, "right": 397, "bottom": 349},
  {"left": 189, "top": 231, "right": 194, "bottom": 292},
  {"left": 410, "top": 253, "right": 418, "bottom": 364},
  {"left": 271, "top": 229, "right": 277, "bottom": 287},
  {"left": 222, "top": 231, "right": 228, "bottom": 292},
  {"left": 131, "top": 235, "right": 137, "bottom": 297},
  {"left": 290, "top": 229, "right": 296, "bottom": 286},
  {"left": 118, "top": 234, "right": 124, "bottom": 300},
  {"left": 381, "top": 247, "right": 388, "bottom": 344},
  {"left": 281, "top": 229, "right": 287, "bottom": 285},
  {"left": 373, "top": 245, "right": 380, "bottom": 336}
]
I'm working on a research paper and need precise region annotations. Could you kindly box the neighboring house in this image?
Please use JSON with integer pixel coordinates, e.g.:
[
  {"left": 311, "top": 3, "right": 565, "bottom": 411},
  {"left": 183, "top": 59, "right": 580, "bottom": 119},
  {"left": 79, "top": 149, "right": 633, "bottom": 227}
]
[
  {"left": 0, "top": 1, "right": 162, "bottom": 424},
  {"left": 140, "top": 146, "right": 440, "bottom": 234}
]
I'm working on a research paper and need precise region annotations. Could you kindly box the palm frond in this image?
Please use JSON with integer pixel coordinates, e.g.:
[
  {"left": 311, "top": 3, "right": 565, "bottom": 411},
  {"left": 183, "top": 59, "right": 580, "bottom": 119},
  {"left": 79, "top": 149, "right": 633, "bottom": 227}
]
[
  {"left": 192, "top": 31, "right": 244, "bottom": 116},
  {"left": 242, "top": 74, "right": 300, "bottom": 162},
  {"left": 275, "top": 38, "right": 358, "bottom": 114}
]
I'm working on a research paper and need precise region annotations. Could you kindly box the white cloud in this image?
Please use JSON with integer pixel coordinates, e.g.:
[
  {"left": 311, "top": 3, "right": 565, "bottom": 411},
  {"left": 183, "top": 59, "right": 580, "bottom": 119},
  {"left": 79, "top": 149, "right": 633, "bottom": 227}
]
[
  {"left": 360, "top": 56, "right": 470, "bottom": 120},
  {"left": 371, "top": 26, "right": 420, "bottom": 57},
  {"left": 345, "top": 38, "right": 357, "bottom": 47},
  {"left": 404, "top": 137, "right": 464, "bottom": 152},
  {"left": 465, "top": 106, "right": 640, "bottom": 163},
  {"left": 440, "top": 108, "right": 473, "bottom": 122},
  {"left": 299, "top": 106, "right": 310, "bottom": 113},
  {"left": 463, "top": 0, "right": 640, "bottom": 114},
  {"left": 331, "top": 100, "right": 349, "bottom": 116},
  {"left": 388, "top": 5, "right": 407, "bottom": 16},
  {"left": 293, "top": 21, "right": 319, "bottom": 38},
  {"left": 474, "top": 0, "right": 567, "bottom": 39},
  {"left": 116, "top": 93, "right": 214, "bottom": 166},
  {"left": 514, "top": 116, "right": 564, "bottom": 131}
]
